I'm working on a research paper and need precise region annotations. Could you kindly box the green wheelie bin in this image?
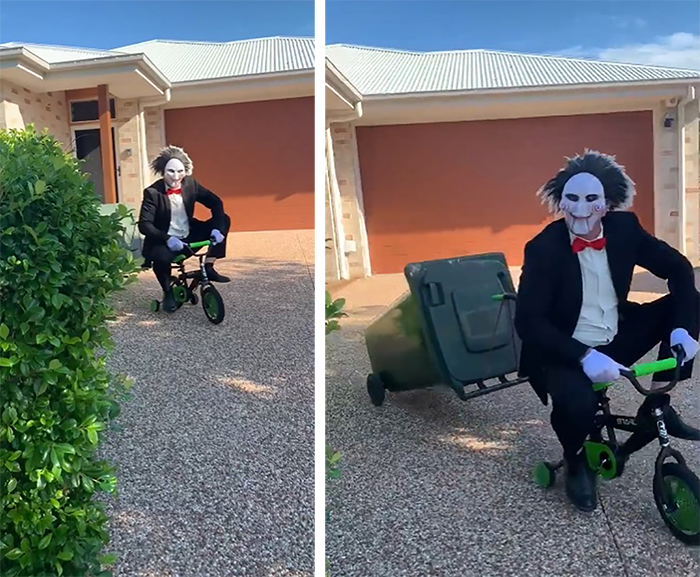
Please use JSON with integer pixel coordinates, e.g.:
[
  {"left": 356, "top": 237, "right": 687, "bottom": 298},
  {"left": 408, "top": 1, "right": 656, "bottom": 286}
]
[{"left": 364, "top": 252, "right": 526, "bottom": 406}]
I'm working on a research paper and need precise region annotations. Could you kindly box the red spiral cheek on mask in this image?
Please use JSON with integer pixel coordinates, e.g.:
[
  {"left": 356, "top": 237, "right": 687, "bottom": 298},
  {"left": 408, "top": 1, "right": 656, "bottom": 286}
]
[{"left": 592, "top": 202, "right": 605, "bottom": 213}]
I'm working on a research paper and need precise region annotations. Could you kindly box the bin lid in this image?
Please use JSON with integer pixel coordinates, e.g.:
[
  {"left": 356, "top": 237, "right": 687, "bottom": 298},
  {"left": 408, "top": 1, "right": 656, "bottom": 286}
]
[{"left": 405, "top": 254, "right": 516, "bottom": 389}]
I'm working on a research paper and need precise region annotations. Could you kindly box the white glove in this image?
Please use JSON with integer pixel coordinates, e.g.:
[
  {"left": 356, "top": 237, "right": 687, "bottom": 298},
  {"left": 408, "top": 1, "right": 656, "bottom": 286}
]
[
  {"left": 670, "top": 328, "right": 699, "bottom": 365},
  {"left": 210, "top": 229, "right": 224, "bottom": 246},
  {"left": 581, "top": 350, "right": 628, "bottom": 383},
  {"left": 166, "top": 236, "right": 185, "bottom": 252}
]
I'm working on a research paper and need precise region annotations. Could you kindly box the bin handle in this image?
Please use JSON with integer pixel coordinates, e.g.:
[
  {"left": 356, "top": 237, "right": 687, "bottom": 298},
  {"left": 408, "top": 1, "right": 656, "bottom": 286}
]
[{"left": 426, "top": 282, "right": 444, "bottom": 307}]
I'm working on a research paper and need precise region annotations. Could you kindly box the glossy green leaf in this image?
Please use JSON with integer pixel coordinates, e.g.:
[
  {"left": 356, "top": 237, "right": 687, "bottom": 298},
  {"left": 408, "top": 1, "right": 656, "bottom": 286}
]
[
  {"left": 98, "top": 552, "right": 117, "bottom": 564},
  {"left": 38, "top": 533, "right": 52, "bottom": 549},
  {"left": 5, "top": 548, "right": 23, "bottom": 560}
]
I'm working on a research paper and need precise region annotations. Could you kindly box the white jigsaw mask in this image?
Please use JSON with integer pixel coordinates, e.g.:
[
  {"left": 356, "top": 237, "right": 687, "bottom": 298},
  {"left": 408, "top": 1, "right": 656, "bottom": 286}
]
[
  {"left": 559, "top": 172, "right": 607, "bottom": 237},
  {"left": 164, "top": 158, "right": 186, "bottom": 189}
]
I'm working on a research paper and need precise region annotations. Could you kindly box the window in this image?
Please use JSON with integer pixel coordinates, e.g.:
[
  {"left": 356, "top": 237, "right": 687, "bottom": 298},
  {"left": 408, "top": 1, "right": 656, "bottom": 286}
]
[{"left": 70, "top": 99, "right": 116, "bottom": 123}]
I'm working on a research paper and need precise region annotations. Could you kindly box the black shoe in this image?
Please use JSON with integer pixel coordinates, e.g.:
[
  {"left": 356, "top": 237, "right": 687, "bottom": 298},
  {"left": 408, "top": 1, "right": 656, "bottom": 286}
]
[
  {"left": 205, "top": 264, "right": 230, "bottom": 283},
  {"left": 163, "top": 290, "right": 177, "bottom": 313},
  {"left": 564, "top": 452, "right": 597, "bottom": 512},
  {"left": 637, "top": 394, "right": 700, "bottom": 441}
]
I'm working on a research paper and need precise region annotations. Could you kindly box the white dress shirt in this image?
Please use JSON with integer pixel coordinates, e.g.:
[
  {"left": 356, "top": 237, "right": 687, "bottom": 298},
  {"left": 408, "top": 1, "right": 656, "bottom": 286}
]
[
  {"left": 571, "top": 227, "right": 619, "bottom": 348},
  {"left": 167, "top": 191, "right": 190, "bottom": 239}
]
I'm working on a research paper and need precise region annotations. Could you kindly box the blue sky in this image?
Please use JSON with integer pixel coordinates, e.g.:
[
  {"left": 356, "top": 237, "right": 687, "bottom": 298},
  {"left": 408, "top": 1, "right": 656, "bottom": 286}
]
[
  {"left": 327, "top": 0, "right": 700, "bottom": 69},
  {"left": 1, "top": 1, "right": 698, "bottom": 70},
  {"left": 0, "top": 1, "right": 314, "bottom": 49}
]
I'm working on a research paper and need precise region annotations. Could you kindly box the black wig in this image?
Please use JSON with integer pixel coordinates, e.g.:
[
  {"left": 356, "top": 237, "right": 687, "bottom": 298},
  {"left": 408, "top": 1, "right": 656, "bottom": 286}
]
[
  {"left": 537, "top": 149, "right": 635, "bottom": 214},
  {"left": 150, "top": 145, "right": 193, "bottom": 177}
]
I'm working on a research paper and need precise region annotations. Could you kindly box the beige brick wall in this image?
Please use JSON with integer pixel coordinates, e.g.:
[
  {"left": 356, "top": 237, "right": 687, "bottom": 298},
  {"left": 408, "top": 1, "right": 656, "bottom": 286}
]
[
  {"left": 683, "top": 99, "right": 700, "bottom": 265},
  {"left": 325, "top": 170, "right": 340, "bottom": 280},
  {"left": 114, "top": 99, "right": 144, "bottom": 209},
  {"left": 0, "top": 80, "right": 70, "bottom": 148},
  {"left": 328, "top": 122, "right": 371, "bottom": 278},
  {"left": 654, "top": 104, "right": 681, "bottom": 249},
  {"left": 653, "top": 98, "right": 700, "bottom": 265},
  {"left": 144, "top": 106, "right": 166, "bottom": 179}
]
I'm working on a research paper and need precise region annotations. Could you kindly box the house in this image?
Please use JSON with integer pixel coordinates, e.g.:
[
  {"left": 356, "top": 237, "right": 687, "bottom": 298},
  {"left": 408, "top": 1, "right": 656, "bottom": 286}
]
[
  {"left": 0, "top": 36, "right": 314, "bottom": 232},
  {"left": 325, "top": 44, "right": 700, "bottom": 280}
]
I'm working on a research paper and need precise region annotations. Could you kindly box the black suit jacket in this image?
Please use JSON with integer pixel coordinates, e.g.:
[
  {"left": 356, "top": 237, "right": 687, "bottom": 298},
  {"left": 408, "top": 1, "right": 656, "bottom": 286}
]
[
  {"left": 514, "top": 211, "right": 697, "bottom": 405},
  {"left": 138, "top": 176, "right": 226, "bottom": 260}
]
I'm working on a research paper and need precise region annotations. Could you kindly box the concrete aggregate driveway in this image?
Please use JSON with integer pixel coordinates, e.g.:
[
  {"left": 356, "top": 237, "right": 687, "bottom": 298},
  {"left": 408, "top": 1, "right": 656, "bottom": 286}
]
[
  {"left": 326, "top": 271, "right": 700, "bottom": 577},
  {"left": 99, "top": 231, "right": 315, "bottom": 577}
]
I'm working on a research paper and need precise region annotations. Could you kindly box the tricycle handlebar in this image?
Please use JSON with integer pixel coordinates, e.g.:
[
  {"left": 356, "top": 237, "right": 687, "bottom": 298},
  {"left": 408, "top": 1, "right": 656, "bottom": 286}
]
[
  {"left": 172, "top": 240, "right": 212, "bottom": 264},
  {"left": 188, "top": 240, "right": 211, "bottom": 250},
  {"left": 616, "top": 345, "right": 685, "bottom": 396}
]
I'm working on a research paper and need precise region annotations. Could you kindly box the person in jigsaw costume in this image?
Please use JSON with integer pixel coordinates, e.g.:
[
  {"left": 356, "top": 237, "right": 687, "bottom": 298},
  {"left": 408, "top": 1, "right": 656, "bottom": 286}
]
[
  {"left": 515, "top": 150, "right": 700, "bottom": 512},
  {"left": 139, "top": 146, "right": 231, "bottom": 312}
]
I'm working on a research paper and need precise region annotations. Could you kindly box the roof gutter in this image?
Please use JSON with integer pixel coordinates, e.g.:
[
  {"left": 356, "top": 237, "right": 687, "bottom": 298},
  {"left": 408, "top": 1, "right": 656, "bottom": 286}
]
[
  {"left": 325, "top": 58, "right": 362, "bottom": 102},
  {"left": 139, "top": 87, "right": 172, "bottom": 107},
  {"left": 172, "top": 68, "right": 312, "bottom": 88},
  {"left": 0, "top": 47, "right": 50, "bottom": 69},
  {"left": 44, "top": 53, "right": 171, "bottom": 89},
  {"left": 327, "top": 100, "right": 363, "bottom": 125},
  {"left": 361, "top": 77, "right": 700, "bottom": 101},
  {"left": 0, "top": 48, "right": 171, "bottom": 92}
]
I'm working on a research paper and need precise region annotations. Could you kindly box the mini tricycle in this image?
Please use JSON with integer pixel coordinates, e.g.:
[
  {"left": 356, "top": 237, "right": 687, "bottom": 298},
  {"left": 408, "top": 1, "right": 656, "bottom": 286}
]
[
  {"left": 533, "top": 346, "right": 699, "bottom": 545},
  {"left": 149, "top": 240, "right": 225, "bottom": 324}
]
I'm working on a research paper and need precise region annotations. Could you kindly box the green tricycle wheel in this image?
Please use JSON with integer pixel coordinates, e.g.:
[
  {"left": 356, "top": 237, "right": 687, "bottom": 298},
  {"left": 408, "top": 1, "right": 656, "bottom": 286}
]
[
  {"left": 654, "top": 462, "right": 700, "bottom": 545},
  {"left": 583, "top": 441, "right": 618, "bottom": 480},
  {"left": 533, "top": 461, "right": 556, "bottom": 488},
  {"left": 150, "top": 299, "right": 160, "bottom": 313},
  {"left": 172, "top": 284, "right": 188, "bottom": 305}
]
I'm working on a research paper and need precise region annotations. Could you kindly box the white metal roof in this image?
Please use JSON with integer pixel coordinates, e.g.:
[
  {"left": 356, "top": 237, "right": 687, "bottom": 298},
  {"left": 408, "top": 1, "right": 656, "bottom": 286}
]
[
  {"left": 116, "top": 37, "right": 314, "bottom": 83},
  {"left": 326, "top": 44, "right": 700, "bottom": 96},
  {"left": 0, "top": 37, "right": 314, "bottom": 84}
]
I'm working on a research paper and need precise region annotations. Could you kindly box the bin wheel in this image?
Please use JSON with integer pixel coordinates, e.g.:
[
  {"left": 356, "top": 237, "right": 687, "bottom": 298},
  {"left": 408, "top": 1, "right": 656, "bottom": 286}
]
[
  {"left": 150, "top": 299, "right": 160, "bottom": 313},
  {"left": 533, "top": 461, "right": 557, "bottom": 488},
  {"left": 367, "top": 374, "right": 386, "bottom": 407}
]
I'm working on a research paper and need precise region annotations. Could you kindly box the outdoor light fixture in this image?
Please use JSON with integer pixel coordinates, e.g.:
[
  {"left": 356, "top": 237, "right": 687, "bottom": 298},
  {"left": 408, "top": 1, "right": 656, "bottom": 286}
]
[{"left": 663, "top": 114, "right": 674, "bottom": 129}]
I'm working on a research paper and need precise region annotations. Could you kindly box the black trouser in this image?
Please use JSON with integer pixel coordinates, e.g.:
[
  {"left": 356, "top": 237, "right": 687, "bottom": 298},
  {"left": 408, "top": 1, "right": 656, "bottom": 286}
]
[
  {"left": 545, "top": 294, "right": 699, "bottom": 460},
  {"left": 151, "top": 215, "right": 231, "bottom": 292}
]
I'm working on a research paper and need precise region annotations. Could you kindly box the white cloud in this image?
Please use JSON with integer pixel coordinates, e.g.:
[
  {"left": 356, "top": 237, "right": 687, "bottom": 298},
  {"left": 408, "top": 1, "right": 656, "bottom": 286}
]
[{"left": 557, "top": 32, "right": 700, "bottom": 71}]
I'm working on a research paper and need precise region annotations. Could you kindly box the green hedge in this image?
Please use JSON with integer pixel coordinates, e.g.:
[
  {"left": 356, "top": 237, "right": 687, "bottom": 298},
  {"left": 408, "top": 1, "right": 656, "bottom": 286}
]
[{"left": 0, "top": 126, "right": 138, "bottom": 576}]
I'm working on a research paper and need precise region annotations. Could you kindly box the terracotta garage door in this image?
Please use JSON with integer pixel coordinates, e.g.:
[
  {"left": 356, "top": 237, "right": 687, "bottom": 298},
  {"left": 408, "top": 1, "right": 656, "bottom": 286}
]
[
  {"left": 165, "top": 97, "right": 313, "bottom": 231},
  {"left": 356, "top": 111, "right": 654, "bottom": 274}
]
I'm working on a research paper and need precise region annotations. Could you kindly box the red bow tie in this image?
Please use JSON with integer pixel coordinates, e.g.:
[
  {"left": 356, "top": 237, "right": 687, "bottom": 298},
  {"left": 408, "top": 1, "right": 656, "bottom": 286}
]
[
  {"left": 572, "top": 237, "right": 607, "bottom": 253},
  {"left": 167, "top": 188, "right": 181, "bottom": 196}
]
